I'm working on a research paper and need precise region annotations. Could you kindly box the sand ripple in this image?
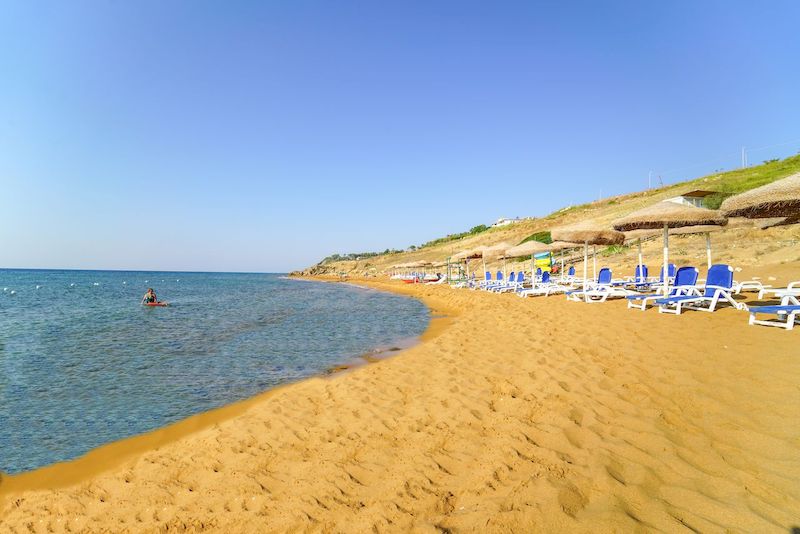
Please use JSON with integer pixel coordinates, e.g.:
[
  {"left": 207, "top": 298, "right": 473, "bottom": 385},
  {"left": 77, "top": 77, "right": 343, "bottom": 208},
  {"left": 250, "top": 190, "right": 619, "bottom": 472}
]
[{"left": 1, "top": 280, "right": 799, "bottom": 532}]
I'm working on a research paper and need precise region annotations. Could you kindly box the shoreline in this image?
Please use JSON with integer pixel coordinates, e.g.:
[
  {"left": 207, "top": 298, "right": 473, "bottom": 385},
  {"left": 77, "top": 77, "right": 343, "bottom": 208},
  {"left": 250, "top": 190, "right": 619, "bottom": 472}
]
[
  {"left": 2, "top": 275, "right": 798, "bottom": 531},
  {"left": 0, "top": 276, "right": 451, "bottom": 499}
]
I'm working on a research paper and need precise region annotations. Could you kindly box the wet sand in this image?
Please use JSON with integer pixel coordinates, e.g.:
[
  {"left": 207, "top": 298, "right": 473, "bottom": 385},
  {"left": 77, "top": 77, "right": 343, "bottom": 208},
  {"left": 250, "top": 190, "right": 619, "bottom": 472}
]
[{"left": 1, "top": 276, "right": 799, "bottom": 532}]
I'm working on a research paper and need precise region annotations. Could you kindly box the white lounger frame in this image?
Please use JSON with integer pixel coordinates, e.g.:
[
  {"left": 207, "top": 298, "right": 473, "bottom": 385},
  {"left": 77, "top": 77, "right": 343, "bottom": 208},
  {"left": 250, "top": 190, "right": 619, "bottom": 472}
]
[
  {"left": 748, "top": 295, "right": 800, "bottom": 331},
  {"left": 658, "top": 285, "right": 743, "bottom": 315}
]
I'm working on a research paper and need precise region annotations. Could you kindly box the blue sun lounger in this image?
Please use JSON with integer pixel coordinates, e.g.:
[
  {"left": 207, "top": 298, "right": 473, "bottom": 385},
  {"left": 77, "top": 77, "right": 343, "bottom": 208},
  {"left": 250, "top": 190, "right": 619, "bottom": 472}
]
[
  {"left": 518, "top": 271, "right": 561, "bottom": 297},
  {"left": 747, "top": 294, "right": 800, "bottom": 330},
  {"left": 496, "top": 272, "right": 525, "bottom": 293},
  {"left": 656, "top": 264, "right": 742, "bottom": 314},
  {"left": 478, "top": 271, "right": 492, "bottom": 288},
  {"left": 566, "top": 268, "right": 617, "bottom": 302},
  {"left": 635, "top": 263, "right": 676, "bottom": 291},
  {"left": 480, "top": 271, "right": 503, "bottom": 290},
  {"left": 613, "top": 265, "right": 649, "bottom": 288},
  {"left": 487, "top": 272, "right": 515, "bottom": 292},
  {"left": 626, "top": 266, "right": 699, "bottom": 311}
]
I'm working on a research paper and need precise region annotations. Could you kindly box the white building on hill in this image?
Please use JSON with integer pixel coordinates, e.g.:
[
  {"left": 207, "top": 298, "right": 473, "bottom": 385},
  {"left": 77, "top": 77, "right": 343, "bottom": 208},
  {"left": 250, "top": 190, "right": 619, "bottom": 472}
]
[
  {"left": 665, "top": 190, "right": 718, "bottom": 208},
  {"left": 491, "top": 217, "right": 523, "bottom": 227}
]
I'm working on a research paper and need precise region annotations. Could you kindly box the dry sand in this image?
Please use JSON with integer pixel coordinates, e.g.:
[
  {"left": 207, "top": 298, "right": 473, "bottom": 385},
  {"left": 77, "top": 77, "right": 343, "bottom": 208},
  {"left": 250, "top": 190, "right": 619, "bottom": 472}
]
[{"left": 1, "top": 273, "right": 799, "bottom": 533}]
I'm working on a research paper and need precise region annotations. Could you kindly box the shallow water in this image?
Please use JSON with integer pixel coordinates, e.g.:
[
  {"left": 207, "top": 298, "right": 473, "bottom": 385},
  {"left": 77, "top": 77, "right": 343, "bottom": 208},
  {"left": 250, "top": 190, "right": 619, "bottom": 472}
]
[{"left": 0, "top": 270, "right": 428, "bottom": 474}]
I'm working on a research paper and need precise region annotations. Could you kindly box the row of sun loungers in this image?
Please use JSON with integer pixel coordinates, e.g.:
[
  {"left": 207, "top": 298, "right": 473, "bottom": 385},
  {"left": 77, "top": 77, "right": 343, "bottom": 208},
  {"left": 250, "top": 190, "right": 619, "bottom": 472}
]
[{"left": 454, "top": 264, "right": 799, "bottom": 330}]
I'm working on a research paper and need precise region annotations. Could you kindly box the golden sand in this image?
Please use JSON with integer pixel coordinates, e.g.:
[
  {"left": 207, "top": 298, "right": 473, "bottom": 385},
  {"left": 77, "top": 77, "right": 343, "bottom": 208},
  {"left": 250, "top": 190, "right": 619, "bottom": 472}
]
[{"left": 1, "top": 275, "right": 799, "bottom": 532}]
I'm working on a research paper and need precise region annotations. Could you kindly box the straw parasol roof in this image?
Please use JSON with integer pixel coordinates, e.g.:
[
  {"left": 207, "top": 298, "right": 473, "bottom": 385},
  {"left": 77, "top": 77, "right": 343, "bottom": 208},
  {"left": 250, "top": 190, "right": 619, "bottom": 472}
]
[
  {"left": 720, "top": 173, "right": 800, "bottom": 218},
  {"left": 502, "top": 240, "right": 552, "bottom": 258},
  {"left": 623, "top": 229, "right": 661, "bottom": 244},
  {"left": 451, "top": 245, "right": 489, "bottom": 261},
  {"left": 756, "top": 217, "right": 788, "bottom": 229},
  {"left": 612, "top": 201, "right": 727, "bottom": 231},
  {"left": 551, "top": 221, "right": 624, "bottom": 245},
  {"left": 756, "top": 216, "right": 799, "bottom": 229},
  {"left": 669, "top": 224, "right": 724, "bottom": 236},
  {"left": 547, "top": 241, "right": 578, "bottom": 252},
  {"left": 483, "top": 242, "right": 514, "bottom": 258}
]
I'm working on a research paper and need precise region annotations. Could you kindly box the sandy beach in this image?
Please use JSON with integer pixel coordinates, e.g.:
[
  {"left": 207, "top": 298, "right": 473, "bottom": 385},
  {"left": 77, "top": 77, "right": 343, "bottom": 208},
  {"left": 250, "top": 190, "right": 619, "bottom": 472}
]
[{"left": 1, "top": 273, "right": 799, "bottom": 533}]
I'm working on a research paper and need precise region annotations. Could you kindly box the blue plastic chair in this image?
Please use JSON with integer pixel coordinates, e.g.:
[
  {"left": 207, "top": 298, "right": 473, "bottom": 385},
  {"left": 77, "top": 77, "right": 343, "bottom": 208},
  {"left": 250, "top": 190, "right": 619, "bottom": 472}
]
[
  {"left": 656, "top": 264, "right": 739, "bottom": 314},
  {"left": 627, "top": 266, "right": 699, "bottom": 311}
]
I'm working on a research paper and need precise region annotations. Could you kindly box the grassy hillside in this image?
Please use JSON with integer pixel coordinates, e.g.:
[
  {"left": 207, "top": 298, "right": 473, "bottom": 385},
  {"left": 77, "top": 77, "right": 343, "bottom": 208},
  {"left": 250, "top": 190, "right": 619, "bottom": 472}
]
[{"left": 298, "top": 154, "right": 800, "bottom": 276}]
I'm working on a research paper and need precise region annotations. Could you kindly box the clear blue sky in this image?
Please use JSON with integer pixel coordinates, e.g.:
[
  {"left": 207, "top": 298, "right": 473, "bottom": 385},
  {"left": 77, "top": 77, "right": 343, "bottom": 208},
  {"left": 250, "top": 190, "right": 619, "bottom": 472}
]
[{"left": 2, "top": 1, "right": 799, "bottom": 272}]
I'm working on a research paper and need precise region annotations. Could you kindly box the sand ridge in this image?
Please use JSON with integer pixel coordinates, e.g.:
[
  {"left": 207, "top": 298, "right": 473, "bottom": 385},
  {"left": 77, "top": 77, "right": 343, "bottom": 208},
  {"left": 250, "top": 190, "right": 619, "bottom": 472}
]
[{"left": 1, "top": 277, "right": 799, "bottom": 532}]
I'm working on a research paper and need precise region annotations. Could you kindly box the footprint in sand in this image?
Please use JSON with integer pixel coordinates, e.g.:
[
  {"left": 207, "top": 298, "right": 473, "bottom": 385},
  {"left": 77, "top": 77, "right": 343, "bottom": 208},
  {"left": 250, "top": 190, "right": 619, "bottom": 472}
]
[
  {"left": 569, "top": 408, "right": 584, "bottom": 426},
  {"left": 556, "top": 482, "right": 588, "bottom": 518}
]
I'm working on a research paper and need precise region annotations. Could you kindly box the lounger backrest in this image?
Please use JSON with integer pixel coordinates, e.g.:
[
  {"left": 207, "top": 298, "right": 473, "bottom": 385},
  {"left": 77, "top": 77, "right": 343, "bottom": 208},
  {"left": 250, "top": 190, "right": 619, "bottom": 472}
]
[
  {"left": 536, "top": 267, "right": 542, "bottom": 275},
  {"left": 634, "top": 264, "right": 648, "bottom": 281},
  {"left": 598, "top": 268, "right": 612, "bottom": 284},
  {"left": 496, "top": 271, "right": 503, "bottom": 281},
  {"left": 658, "top": 263, "right": 677, "bottom": 281},
  {"left": 568, "top": 266, "right": 575, "bottom": 276},
  {"left": 517, "top": 272, "right": 525, "bottom": 282},
  {"left": 509, "top": 272, "right": 516, "bottom": 282},
  {"left": 704, "top": 264, "right": 734, "bottom": 296},
  {"left": 485, "top": 271, "right": 491, "bottom": 281},
  {"left": 541, "top": 272, "right": 550, "bottom": 284},
  {"left": 673, "top": 266, "right": 699, "bottom": 288}
]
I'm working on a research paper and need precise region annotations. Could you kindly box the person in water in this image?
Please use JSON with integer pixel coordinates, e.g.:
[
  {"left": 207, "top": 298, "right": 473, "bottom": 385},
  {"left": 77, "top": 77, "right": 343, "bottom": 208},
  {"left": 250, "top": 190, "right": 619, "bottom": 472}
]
[{"left": 142, "top": 288, "right": 157, "bottom": 304}]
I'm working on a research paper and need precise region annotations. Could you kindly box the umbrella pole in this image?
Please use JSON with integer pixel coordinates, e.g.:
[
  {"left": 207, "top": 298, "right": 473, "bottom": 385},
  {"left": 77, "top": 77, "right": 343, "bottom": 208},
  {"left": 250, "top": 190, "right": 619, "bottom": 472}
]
[
  {"left": 561, "top": 250, "right": 565, "bottom": 282},
  {"left": 503, "top": 257, "right": 507, "bottom": 279},
  {"left": 638, "top": 239, "right": 643, "bottom": 282},
  {"left": 705, "top": 232, "right": 712, "bottom": 269},
  {"left": 592, "top": 245, "right": 597, "bottom": 280},
  {"left": 583, "top": 240, "right": 588, "bottom": 291},
  {"left": 530, "top": 254, "right": 534, "bottom": 282},
  {"left": 482, "top": 257, "right": 486, "bottom": 278},
  {"left": 663, "top": 223, "right": 669, "bottom": 296}
]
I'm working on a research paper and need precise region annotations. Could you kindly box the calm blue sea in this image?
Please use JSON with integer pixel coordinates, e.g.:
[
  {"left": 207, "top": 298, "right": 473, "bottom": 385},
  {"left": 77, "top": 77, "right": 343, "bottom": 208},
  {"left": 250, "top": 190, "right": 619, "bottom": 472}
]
[{"left": 0, "top": 270, "right": 428, "bottom": 474}]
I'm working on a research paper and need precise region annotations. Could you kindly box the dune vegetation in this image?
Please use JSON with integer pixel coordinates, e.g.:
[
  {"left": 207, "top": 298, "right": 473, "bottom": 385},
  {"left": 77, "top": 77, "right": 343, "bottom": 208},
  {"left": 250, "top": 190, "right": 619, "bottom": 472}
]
[{"left": 300, "top": 154, "right": 800, "bottom": 277}]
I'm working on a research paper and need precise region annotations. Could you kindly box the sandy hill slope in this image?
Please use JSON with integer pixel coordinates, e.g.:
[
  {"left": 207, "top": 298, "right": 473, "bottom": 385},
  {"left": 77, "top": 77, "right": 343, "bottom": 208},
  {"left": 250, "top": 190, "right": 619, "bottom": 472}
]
[{"left": 297, "top": 155, "right": 800, "bottom": 277}]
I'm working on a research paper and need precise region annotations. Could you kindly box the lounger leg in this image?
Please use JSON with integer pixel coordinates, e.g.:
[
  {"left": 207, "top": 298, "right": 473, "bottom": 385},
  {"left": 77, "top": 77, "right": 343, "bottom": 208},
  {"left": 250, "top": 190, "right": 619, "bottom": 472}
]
[{"left": 749, "top": 310, "right": 797, "bottom": 330}]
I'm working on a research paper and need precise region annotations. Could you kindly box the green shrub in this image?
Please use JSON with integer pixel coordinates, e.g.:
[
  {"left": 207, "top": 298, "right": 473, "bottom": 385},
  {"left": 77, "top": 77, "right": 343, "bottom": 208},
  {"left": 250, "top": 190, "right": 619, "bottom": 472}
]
[
  {"left": 469, "top": 224, "right": 489, "bottom": 234},
  {"left": 601, "top": 244, "right": 628, "bottom": 256},
  {"left": 702, "top": 192, "right": 730, "bottom": 210},
  {"left": 519, "top": 231, "right": 552, "bottom": 245}
]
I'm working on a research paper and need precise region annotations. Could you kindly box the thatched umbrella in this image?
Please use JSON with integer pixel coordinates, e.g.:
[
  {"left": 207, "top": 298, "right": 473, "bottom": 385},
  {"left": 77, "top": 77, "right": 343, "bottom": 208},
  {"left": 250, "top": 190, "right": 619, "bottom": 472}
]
[
  {"left": 483, "top": 242, "right": 514, "bottom": 277},
  {"left": 623, "top": 229, "right": 660, "bottom": 280},
  {"left": 669, "top": 225, "right": 725, "bottom": 268},
  {"left": 551, "top": 222, "right": 624, "bottom": 291},
  {"left": 756, "top": 216, "right": 799, "bottom": 229},
  {"left": 451, "top": 245, "right": 489, "bottom": 279},
  {"left": 613, "top": 202, "right": 727, "bottom": 293},
  {"left": 503, "top": 240, "right": 552, "bottom": 258},
  {"left": 721, "top": 173, "right": 800, "bottom": 218},
  {"left": 503, "top": 240, "right": 552, "bottom": 281},
  {"left": 623, "top": 229, "right": 661, "bottom": 244},
  {"left": 547, "top": 241, "right": 578, "bottom": 279}
]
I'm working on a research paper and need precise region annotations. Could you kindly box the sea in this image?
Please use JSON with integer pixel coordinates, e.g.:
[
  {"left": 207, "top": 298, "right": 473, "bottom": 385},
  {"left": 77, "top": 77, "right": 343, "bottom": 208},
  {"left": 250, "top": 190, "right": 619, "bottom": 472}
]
[{"left": 0, "top": 270, "right": 429, "bottom": 474}]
